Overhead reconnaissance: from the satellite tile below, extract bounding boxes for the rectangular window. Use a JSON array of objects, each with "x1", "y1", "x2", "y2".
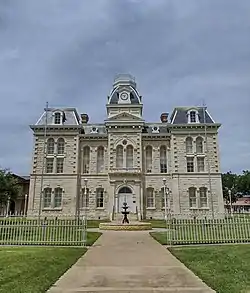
[
  {"x1": 46, "y1": 158, "x2": 54, "y2": 173},
  {"x1": 197, "y1": 157, "x2": 205, "y2": 172},
  {"x1": 199, "y1": 188, "x2": 208, "y2": 208},
  {"x1": 146, "y1": 188, "x2": 154, "y2": 208},
  {"x1": 190, "y1": 111, "x2": 196, "y2": 123},
  {"x1": 43, "y1": 188, "x2": 52, "y2": 208},
  {"x1": 56, "y1": 158, "x2": 64, "y2": 173},
  {"x1": 96, "y1": 188, "x2": 104, "y2": 208},
  {"x1": 54, "y1": 113, "x2": 61, "y2": 124},
  {"x1": 54, "y1": 188, "x2": 62, "y2": 208},
  {"x1": 186, "y1": 157, "x2": 194, "y2": 172},
  {"x1": 189, "y1": 188, "x2": 197, "y2": 208},
  {"x1": 81, "y1": 188, "x2": 89, "y2": 208}
]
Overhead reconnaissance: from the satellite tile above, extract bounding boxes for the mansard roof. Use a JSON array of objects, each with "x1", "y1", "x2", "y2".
[
  {"x1": 170, "y1": 107, "x2": 215, "y2": 124},
  {"x1": 35, "y1": 108, "x2": 80, "y2": 126}
]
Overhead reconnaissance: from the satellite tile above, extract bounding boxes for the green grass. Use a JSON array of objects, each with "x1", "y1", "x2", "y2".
[
  {"x1": 0, "y1": 246, "x2": 86, "y2": 293},
  {"x1": 169, "y1": 245, "x2": 250, "y2": 293}
]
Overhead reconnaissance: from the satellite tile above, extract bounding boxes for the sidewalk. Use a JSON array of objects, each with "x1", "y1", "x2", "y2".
[{"x1": 47, "y1": 231, "x2": 215, "y2": 293}]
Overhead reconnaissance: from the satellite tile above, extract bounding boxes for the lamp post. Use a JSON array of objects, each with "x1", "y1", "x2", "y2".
[
  {"x1": 163, "y1": 178, "x2": 167, "y2": 221},
  {"x1": 83, "y1": 178, "x2": 88, "y2": 246},
  {"x1": 228, "y1": 189, "x2": 233, "y2": 215},
  {"x1": 24, "y1": 194, "x2": 28, "y2": 216}
]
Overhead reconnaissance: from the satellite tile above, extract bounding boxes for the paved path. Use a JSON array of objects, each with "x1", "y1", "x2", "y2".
[{"x1": 47, "y1": 231, "x2": 215, "y2": 293}]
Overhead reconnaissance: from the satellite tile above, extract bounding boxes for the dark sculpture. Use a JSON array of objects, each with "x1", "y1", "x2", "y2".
[{"x1": 121, "y1": 202, "x2": 129, "y2": 224}]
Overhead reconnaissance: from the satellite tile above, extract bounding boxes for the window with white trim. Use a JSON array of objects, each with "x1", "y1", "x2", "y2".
[
  {"x1": 126, "y1": 145, "x2": 134, "y2": 168},
  {"x1": 197, "y1": 157, "x2": 205, "y2": 172},
  {"x1": 186, "y1": 137, "x2": 193, "y2": 153},
  {"x1": 196, "y1": 137, "x2": 203, "y2": 154},
  {"x1": 43, "y1": 188, "x2": 52, "y2": 208},
  {"x1": 57, "y1": 138, "x2": 65, "y2": 154},
  {"x1": 160, "y1": 187, "x2": 168, "y2": 208},
  {"x1": 54, "y1": 187, "x2": 63, "y2": 208},
  {"x1": 189, "y1": 187, "x2": 197, "y2": 208},
  {"x1": 145, "y1": 146, "x2": 152, "y2": 173},
  {"x1": 97, "y1": 146, "x2": 104, "y2": 173},
  {"x1": 47, "y1": 138, "x2": 55, "y2": 154},
  {"x1": 199, "y1": 187, "x2": 208, "y2": 208},
  {"x1": 56, "y1": 158, "x2": 64, "y2": 173},
  {"x1": 46, "y1": 158, "x2": 54, "y2": 173},
  {"x1": 146, "y1": 187, "x2": 154, "y2": 208},
  {"x1": 54, "y1": 112, "x2": 62, "y2": 124},
  {"x1": 116, "y1": 145, "x2": 123, "y2": 168},
  {"x1": 96, "y1": 188, "x2": 104, "y2": 208},
  {"x1": 82, "y1": 146, "x2": 90, "y2": 173},
  {"x1": 186, "y1": 157, "x2": 194, "y2": 172},
  {"x1": 81, "y1": 188, "x2": 89, "y2": 208},
  {"x1": 160, "y1": 146, "x2": 167, "y2": 173},
  {"x1": 187, "y1": 109, "x2": 200, "y2": 123}
]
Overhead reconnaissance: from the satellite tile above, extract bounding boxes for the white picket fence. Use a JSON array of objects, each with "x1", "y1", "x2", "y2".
[
  {"x1": 0, "y1": 216, "x2": 87, "y2": 246},
  {"x1": 155, "y1": 213, "x2": 250, "y2": 245}
]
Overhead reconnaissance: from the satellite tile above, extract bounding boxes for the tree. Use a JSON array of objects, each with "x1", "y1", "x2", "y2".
[
  {"x1": 238, "y1": 170, "x2": 250, "y2": 195},
  {"x1": 0, "y1": 169, "x2": 21, "y2": 205},
  {"x1": 221, "y1": 172, "x2": 240, "y2": 204}
]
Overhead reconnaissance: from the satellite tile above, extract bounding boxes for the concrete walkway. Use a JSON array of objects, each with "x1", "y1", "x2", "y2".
[{"x1": 47, "y1": 231, "x2": 215, "y2": 293}]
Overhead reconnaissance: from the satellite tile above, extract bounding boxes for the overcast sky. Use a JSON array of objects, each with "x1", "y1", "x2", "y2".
[{"x1": 0, "y1": 0, "x2": 249, "y2": 175}]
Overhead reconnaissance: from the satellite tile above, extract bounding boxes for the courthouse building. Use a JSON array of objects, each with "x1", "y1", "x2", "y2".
[{"x1": 28, "y1": 74, "x2": 224, "y2": 219}]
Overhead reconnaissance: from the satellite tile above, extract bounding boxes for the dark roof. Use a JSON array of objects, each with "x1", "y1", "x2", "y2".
[
  {"x1": 170, "y1": 107, "x2": 215, "y2": 124},
  {"x1": 109, "y1": 91, "x2": 140, "y2": 104}
]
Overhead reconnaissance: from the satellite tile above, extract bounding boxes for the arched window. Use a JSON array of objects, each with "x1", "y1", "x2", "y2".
[
  {"x1": 189, "y1": 187, "x2": 197, "y2": 208},
  {"x1": 146, "y1": 188, "x2": 154, "y2": 208},
  {"x1": 116, "y1": 145, "x2": 123, "y2": 168},
  {"x1": 186, "y1": 137, "x2": 193, "y2": 153},
  {"x1": 47, "y1": 138, "x2": 54, "y2": 154},
  {"x1": 199, "y1": 187, "x2": 208, "y2": 208},
  {"x1": 126, "y1": 145, "x2": 134, "y2": 168},
  {"x1": 97, "y1": 146, "x2": 104, "y2": 173},
  {"x1": 160, "y1": 146, "x2": 167, "y2": 173},
  {"x1": 82, "y1": 146, "x2": 90, "y2": 173},
  {"x1": 54, "y1": 187, "x2": 63, "y2": 208},
  {"x1": 145, "y1": 146, "x2": 152, "y2": 173},
  {"x1": 43, "y1": 188, "x2": 52, "y2": 208},
  {"x1": 54, "y1": 112, "x2": 62, "y2": 124},
  {"x1": 81, "y1": 187, "x2": 89, "y2": 208},
  {"x1": 96, "y1": 188, "x2": 104, "y2": 208},
  {"x1": 57, "y1": 138, "x2": 65, "y2": 154},
  {"x1": 196, "y1": 137, "x2": 203, "y2": 154}
]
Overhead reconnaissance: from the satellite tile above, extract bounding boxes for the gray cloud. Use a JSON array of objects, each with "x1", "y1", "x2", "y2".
[{"x1": 0, "y1": 0, "x2": 249, "y2": 174}]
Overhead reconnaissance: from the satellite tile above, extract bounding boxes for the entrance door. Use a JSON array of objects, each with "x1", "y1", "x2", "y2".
[{"x1": 118, "y1": 186, "x2": 136, "y2": 213}]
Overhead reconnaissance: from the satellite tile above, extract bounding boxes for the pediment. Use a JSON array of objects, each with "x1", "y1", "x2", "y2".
[{"x1": 108, "y1": 112, "x2": 142, "y2": 121}]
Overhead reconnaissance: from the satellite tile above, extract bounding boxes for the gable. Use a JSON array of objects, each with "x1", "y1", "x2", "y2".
[{"x1": 107, "y1": 112, "x2": 143, "y2": 121}]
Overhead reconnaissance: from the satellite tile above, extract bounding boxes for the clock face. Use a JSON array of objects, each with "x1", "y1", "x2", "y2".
[{"x1": 120, "y1": 92, "x2": 129, "y2": 100}]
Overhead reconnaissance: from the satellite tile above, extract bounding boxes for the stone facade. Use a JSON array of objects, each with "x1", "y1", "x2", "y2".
[{"x1": 28, "y1": 74, "x2": 224, "y2": 219}]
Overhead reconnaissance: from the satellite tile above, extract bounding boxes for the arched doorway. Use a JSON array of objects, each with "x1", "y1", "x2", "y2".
[{"x1": 117, "y1": 186, "x2": 136, "y2": 213}]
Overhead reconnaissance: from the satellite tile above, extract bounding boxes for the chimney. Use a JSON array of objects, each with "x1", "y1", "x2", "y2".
[
  {"x1": 81, "y1": 113, "x2": 89, "y2": 124},
  {"x1": 160, "y1": 112, "x2": 169, "y2": 123}
]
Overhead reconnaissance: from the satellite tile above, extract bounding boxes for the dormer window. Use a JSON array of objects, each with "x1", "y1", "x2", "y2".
[
  {"x1": 54, "y1": 112, "x2": 62, "y2": 124},
  {"x1": 190, "y1": 111, "x2": 196, "y2": 122},
  {"x1": 187, "y1": 109, "x2": 200, "y2": 123}
]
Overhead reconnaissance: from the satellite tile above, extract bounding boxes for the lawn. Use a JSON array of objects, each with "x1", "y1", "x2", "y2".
[
  {"x1": 0, "y1": 246, "x2": 85, "y2": 293},
  {"x1": 169, "y1": 245, "x2": 250, "y2": 293}
]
